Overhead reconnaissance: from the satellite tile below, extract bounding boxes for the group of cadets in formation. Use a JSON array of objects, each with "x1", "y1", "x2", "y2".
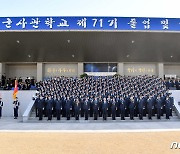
[
  {"x1": 165, "y1": 78, "x2": 180, "y2": 90},
  {"x1": 34, "y1": 75, "x2": 174, "y2": 121}
]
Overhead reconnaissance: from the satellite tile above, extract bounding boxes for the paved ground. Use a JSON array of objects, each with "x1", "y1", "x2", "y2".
[
  {"x1": 0, "y1": 132, "x2": 180, "y2": 154},
  {"x1": 0, "y1": 118, "x2": 180, "y2": 154},
  {"x1": 0, "y1": 117, "x2": 180, "y2": 131}
]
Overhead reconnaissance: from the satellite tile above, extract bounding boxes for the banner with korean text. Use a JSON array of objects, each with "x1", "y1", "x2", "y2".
[{"x1": 0, "y1": 17, "x2": 179, "y2": 31}]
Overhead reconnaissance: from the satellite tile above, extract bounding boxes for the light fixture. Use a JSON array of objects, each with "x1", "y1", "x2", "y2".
[
  {"x1": 28, "y1": 54, "x2": 31, "y2": 58},
  {"x1": 16, "y1": 40, "x2": 20, "y2": 43},
  {"x1": 126, "y1": 54, "x2": 130, "y2": 58},
  {"x1": 131, "y1": 40, "x2": 135, "y2": 44},
  {"x1": 72, "y1": 54, "x2": 75, "y2": 58},
  {"x1": 170, "y1": 55, "x2": 173, "y2": 58},
  {"x1": 67, "y1": 40, "x2": 70, "y2": 43}
]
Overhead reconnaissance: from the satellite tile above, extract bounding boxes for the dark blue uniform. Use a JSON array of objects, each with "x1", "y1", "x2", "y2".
[
  {"x1": 46, "y1": 99, "x2": 53, "y2": 120},
  {"x1": 165, "y1": 98, "x2": 171, "y2": 119},
  {"x1": 124, "y1": 96, "x2": 130, "y2": 117},
  {"x1": 156, "y1": 98, "x2": 162, "y2": 119},
  {"x1": 147, "y1": 97, "x2": 153, "y2": 120},
  {"x1": 13, "y1": 100, "x2": 20, "y2": 119},
  {"x1": 80, "y1": 98, "x2": 84, "y2": 117},
  {"x1": 89, "y1": 98, "x2": 94, "y2": 117},
  {"x1": 169, "y1": 96, "x2": 174, "y2": 116},
  {"x1": 134, "y1": 97, "x2": 139, "y2": 117},
  {"x1": 0, "y1": 100, "x2": 3, "y2": 118},
  {"x1": 98, "y1": 98, "x2": 103, "y2": 117},
  {"x1": 138, "y1": 98, "x2": 144, "y2": 120},
  {"x1": 55, "y1": 99, "x2": 62, "y2": 120},
  {"x1": 74, "y1": 101, "x2": 81, "y2": 120},
  {"x1": 37, "y1": 98, "x2": 44, "y2": 120},
  {"x1": 34, "y1": 97, "x2": 40, "y2": 117},
  {"x1": 129, "y1": 99, "x2": 135, "y2": 120},
  {"x1": 107, "y1": 98, "x2": 112, "y2": 117}
]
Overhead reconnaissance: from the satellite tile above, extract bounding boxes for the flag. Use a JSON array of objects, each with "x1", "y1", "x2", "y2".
[{"x1": 13, "y1": 80, "x2": 18, "y2": 100}]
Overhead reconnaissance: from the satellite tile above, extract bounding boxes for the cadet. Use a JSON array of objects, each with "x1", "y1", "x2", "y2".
[
  {"x1": 102, "y1": 98, "x2": 108, "y2": 120},
  {"x1": 138, "y1": 95, "x2": 144, "y2": 120},
  {"x1": 159, "y1": 94, "x2": 165, "y2": 116},
  {"x1": 0, "y1": 97, "x2": 3, "y2": 119},
  {"x1": 65, "y1": 96, "x2": 72, "y2": 120},
  {"x1": 34, "y1": 95, "x2": 40, "y2": 117},
  {"x1": 89, "y1": 96, "x2": 94, "y2": 117},
  {"x1": 80, "y1": 96, "x2": 84, "y2": 117},
  {"x1": 124, "y1": 94, "x2": 130, "y2": 117},
  {"x1": 62, "y1": 94, "x2": 66, "y2": 117},
  {"x1": 133, "y1": 94, "x2": 139, "y2": 117},
  {"x1": 52, "y1": 95, "x2": 57, "y2": 117},
  {"x1": 13, "y1": 97, "x2": 20, "y2": 119},
  {"x1": 98, "y1": 96, "x2": 103, "y2": 117},
  {"x1": 107, "y1": 95, "x2": 112, "y2": 117},
  {"x1": 147, "y1": 96, "x2": 153, "y2": 120},
  {"x1": 93, "y1": 97, "x2": 99, "y2": 120},
  {"x1": 74, "y1": 98, "x2": 81, "y2": 120},
  {"x1": 169, "y1": 95, "x2": 174, "y2": 116},
  {"x1": 55, "y1": 96, "x2": 62, "y2": 120},
  {"x1": 165, "y1": 96, "x2": 171, "y2": 119},
  {"x1": 156, "y1": 95, "x2": 162, "y2": 119},
  {"x1": 37, "y1": 96, "x2": 44, "y2": 120},
  {"x1": 46, "y1": 96, "x2": 53, "y2": 120}
]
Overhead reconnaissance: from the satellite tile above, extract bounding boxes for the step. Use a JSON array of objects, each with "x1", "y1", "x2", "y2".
[{"x1": 27, "y1": 116, "x2": 180, "y2": 123}]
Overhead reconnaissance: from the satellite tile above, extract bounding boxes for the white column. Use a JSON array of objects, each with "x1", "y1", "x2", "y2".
[
  {"x1": 78, "y1": 63, "x2": 84, "y2": 77},
  {"x1": 37, "y1": 63, "x2": 44, "y2": 82},
  {"x1": 0, "y1": 63, "x2": 6, "y2": 78},
  {"x1": 157, "y1": 63, "x2": 164, "y2": 79},
  {"x1": 117, "y1": 63, "x2": 124, "y2": 76}
]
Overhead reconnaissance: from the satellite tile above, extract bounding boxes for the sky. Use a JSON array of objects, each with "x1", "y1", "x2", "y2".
[{"x1": 0, "y1": 0, "x2": 179, "y2": 18}]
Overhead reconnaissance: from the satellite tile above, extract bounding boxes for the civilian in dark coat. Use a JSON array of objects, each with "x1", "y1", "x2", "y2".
[
  {"x1": 84, "y1": 97, "x2": 90, "y2": 120},
  {"x1": 74, "y1": 98, "x2": 81, "y2": 120},
  {"x1": 93, "y1": 97, "x2": 99, "y2": 120}
]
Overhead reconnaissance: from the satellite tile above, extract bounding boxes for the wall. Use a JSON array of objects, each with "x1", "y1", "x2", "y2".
[
  {"x1": 6, "y1": 64, "x2": 37, "y2": 80},
  {"x1": 44, "y1": 63, "x2": 78, "y2": 78},
  {"x1": 124, "y1": 63, "x2": 157, "y2": 76},
  {"x1": 3, "y1": 62, "x2": 180, "y2": 80},
  {"x1": 0, "y1": 90, "x2": 36, "y2": 117},
  {"x1": 164, "y1": 64, "x2": 180, "y2": 77}
]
